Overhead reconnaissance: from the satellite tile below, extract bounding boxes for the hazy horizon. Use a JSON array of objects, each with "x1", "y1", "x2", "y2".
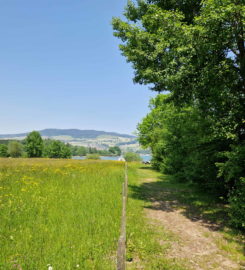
[{"x1": 0, "y1": 127, "x2": 136, "y2": 136}]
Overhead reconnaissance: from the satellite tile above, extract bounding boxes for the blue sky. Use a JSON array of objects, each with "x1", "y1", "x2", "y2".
[{"x1": 0, "y1": 0, "x2": 155, "y2": 135}]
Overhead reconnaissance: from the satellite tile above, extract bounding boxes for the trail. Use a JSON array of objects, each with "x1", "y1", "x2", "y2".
[{"x1": 140, "y1": 173, "x2": 243, "y2": 270}]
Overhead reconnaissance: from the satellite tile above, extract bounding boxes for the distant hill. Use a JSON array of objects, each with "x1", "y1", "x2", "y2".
[
  {"x1": 0, "y1": 129, "x2": 138, "y2": 151},
  {"x1": 0, "y1": 129, "x2": 135, "y2": 139}
]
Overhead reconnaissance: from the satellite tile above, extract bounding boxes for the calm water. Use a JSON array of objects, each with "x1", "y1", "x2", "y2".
[{"x1": 73, "y1": 154, "x2": 151, "y2": 162}]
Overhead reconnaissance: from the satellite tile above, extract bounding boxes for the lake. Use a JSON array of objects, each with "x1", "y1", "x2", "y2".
[{"x1": 73, "y1": 154, "x2": 151, "y2": 162}]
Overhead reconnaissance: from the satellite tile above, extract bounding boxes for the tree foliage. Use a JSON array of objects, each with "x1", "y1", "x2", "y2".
[
  {"x1": 43, "y1": 140, "x2": 71, "y2": 159},
  {"x1": 108, "y1": 146, "x2": 121, "y2": 155},
  {"x1": 113, "y1": 0, "x2": 245, "y2": 138},
  {"x1": 25, "y1": 131, "x2": 43, "y2": 158},
  {"x1": 0, "y1": 144, "x2": 8, "y2": 157},
  {"x1": 114, "y1": 0, "x2": 245, "y2": 230}
]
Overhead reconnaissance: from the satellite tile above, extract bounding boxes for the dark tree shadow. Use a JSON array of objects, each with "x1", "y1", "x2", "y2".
[
  {"x1": 139, "y1": 165, "x2": 154, "y2": 170},
  {"x1": 128, "y1": 166, "x2": 245, "y2": 263},
  {"x1": 129, "y1": 167, "x2": 244, "y2": 238}
]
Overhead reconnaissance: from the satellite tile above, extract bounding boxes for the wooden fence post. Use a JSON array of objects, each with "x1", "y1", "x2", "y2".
[{"x1": 117, "y1": 162, "x2": 128, "y2": 270}]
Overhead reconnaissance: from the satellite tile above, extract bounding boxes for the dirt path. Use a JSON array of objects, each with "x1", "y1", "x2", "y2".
[{"x1": 142, "y1": 177, "x2": 243, "y2": 270}]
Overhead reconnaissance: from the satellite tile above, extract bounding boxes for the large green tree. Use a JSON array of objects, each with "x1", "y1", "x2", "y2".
[
  {"x1": 113, "y1": 0, "x2": 245, "y2": 139},
  {"x1": 114, "y1": 0, "x2": 245, "y2": 230},
  {"x1": 138, "y1": 94, "x2": 229, "y2": 191},
  {"x1": 138, "y1": 93, "x2": 245, "y2": 228},
  {"x1": 25, "y1": 131, "x2": 43, "y2": 158}
]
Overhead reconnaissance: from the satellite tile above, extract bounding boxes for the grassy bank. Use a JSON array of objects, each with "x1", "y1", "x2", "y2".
[{"x1": 0, "y1": 159, "x2": 124, "y2": 269}]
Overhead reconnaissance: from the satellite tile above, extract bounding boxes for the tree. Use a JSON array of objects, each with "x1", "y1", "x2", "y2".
[
  {"x1": 43, "y1": 140, "x2": 71, "y2": 159},
  {"x1": 25, "y1": 131, "x2": 43, "y2": 157},
  {"x1": 114, "y1": 0, "x2": 245, "y2": 230},
  {"x1": 8, "y1": 141, "x2": 23, "y2": 157},
  {"x1": 0, "y1": 144, "x2": 8, "y2": 157},
  {"x1": 108, "y1": 146, "x2": 121, "y2": 155},
  {"x1": 138, "y1": 94, "x2": 229, "y2": 191},
  {"x1": 46, "y1": 140, "x2": 61, "y2": 158},
  {"x1": 60, "y1": 143, "x2": 72, "y2": 159},
  {"x1": 112, "y1": 0, "x2": 245, "y2": 139}
]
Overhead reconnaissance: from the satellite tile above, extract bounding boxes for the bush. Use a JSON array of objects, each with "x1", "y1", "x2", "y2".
[
  {"x1": 228, "y1": 178, "x2": 245, "y2": 231},
  {"x1": 108, "y1": 146, "x2": 121, "y2": 156},
  {"x1": 0, "y1": 144, "x2": 8, "y2": 157},
  {"x1": 124, "y1": 152, "x2": 142, "y2": 162},
  {"x1": 217, "y1": 143, "x2": 245, "y2": 230},
  {"x1": 43, "y1": 140, "x2": 71, "y2": 159},
  {"x1": 86, "y1": 154, "x2": 100, "y2": 160},
  {"x1": 8, "y1": 141, "x2": 23, "y2": 158}
]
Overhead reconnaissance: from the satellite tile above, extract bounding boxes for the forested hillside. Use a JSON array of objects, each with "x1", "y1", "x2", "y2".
[
  {"x1": 113, "y1": 0, "x2": 245, "y2": 230},
  {"x1": 0, "y1": 129, "x2": 139, "y2": 152},
  {"x1": 0, "y1": 129, "x2": 134, "y2": 139}
]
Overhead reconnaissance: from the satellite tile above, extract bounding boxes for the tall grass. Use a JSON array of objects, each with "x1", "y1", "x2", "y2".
[{"x1": 0, "y1": 159, "x2": 124, "y2": 270}]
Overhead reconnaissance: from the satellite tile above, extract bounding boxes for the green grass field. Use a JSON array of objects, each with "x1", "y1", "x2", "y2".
[
  {"x1": 1, "y1": 159, "x2": 243, "y2": 270},
  {"x1": 0, "y1": 159, "x2": 125, "y2": 270}
]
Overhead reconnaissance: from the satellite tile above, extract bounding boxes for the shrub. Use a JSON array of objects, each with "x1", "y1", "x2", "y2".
[
  {"x1": 228, "y1": 178, "x2": 245, "y2": 231},
  {"x1": 0, "y1": 144, "x2": 8, "y2": 157},
  {"x1": 43, "y1": 140, "x2": 71, "y2": 159},
  {"x1": 217, "y1": 143, "x2": 245, "y2": 230},
  {"x1": 8, "y1": 141, "x2": 23, "y2": 158},
  {"x1": 124, "y1": 152, "x2": 142, "y2": 162},
  {"x1": 86, "y1": 154, "x2": 100, "y2": 160}
]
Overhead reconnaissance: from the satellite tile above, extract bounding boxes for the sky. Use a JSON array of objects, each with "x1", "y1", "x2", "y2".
[{"x1": 0, "y1": 0, "x2": 156, "y2": 135}]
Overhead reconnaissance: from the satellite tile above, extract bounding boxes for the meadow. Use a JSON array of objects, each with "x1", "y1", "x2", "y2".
[{"x1": 0, "y1": 159, "x2": 125, "y2": 270}]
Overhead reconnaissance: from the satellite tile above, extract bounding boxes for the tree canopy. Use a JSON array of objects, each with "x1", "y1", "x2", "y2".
[
  {"x1": 113, "y1": 0, "x2": 245, "y2": 139},
  {"x1": 43, "y1": 140, "x2": 71, "y2": 159},
  {"x1": 25, "y1": 131, "x2": 43, "y2": 158}
]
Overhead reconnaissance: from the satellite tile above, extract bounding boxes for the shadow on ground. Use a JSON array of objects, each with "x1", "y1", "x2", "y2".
[
  {"x1": 129, "y1": 167, "x2": 237, "y2": 233},
  {"x1": 128, "y1": 166, "x2": 245, "y2": 266}
]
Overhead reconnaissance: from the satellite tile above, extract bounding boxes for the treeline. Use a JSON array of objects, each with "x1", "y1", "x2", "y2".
[
  {"x1": 0, "y1": 131, "x2": 121, "y2": 159},
  {"x1": 71, "y1": 145, "x2": 121, "y2": 156},
  {"x1": 113, "y1": 0, "x2": 245, "y2": 230},
  {"x1": 0, "y1": 132, "x2": 72, "y2": 159}
]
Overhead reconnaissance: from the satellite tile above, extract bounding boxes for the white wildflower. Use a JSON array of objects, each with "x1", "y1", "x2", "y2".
[{"x1": 47, "y1": 264, "x2": 53, "y2": 270}]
